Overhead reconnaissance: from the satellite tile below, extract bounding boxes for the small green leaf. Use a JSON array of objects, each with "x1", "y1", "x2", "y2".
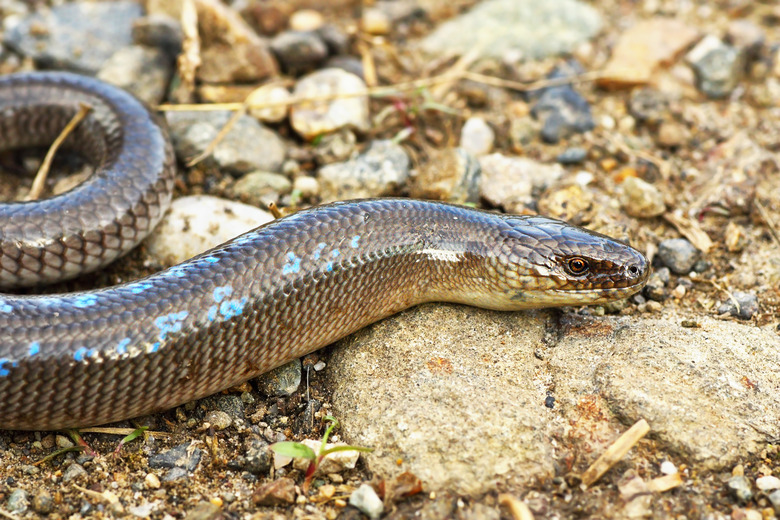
[
  {"x1": 320, "y1": 445, "x2": 374, "y2": 456},
  {"x1": 270, "y1": 441, "x2": 317, "y2": 460}
]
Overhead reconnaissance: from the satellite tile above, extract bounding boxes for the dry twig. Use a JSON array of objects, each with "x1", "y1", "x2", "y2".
[{"x1": 581, "y1": 419, "x2": 650, "y2": 487}]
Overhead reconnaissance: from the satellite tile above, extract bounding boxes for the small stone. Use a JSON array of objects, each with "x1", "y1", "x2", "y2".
[
  {"x1": 728, "y1": 475, "x2": 753, "y2": 503},
  {"x1": 228, "y1": 437, "x2": 272, "y2": 475},
  {"x1": 769, "y1": 489, "x2": 780, "y2": 514},
  {"x1": 660, "y1": 461, "x2": 677, "y2": 475},
  {"x1": 362, "y1": 7, "x2": 391, "y2": 35},
  {"x1": 313, "y1": 129, "x2": 358, "y2": 165},
  {"x1": 270, "y1": 31, "x2": 329, "y2": 75},
  {"x1": 246, "y1": 84, "x2": 292, "y2": 123},
  {"x1": 163, "y1": 467, "x2": 189, "y2": 482},
  {"x1": 97, "y1": 45, "x2": 173, "y2": 105},
  {"x1": 317, "y1": 24, "x2": 351, "y2": 56},
  {"x1": 459, "y1": 117, "x2": 495, "y2": 156},
  {"x1": 627, "y1": 88, "x2": 670, "y2": 125},
  {"x1": 530, "y1": 61, "x2": 594, "y2": 143},
  {"x1": 724, "y1": 221, "x2": 747, "y2": 252},
  {"x1": 717, "y1": 292, "x2": 759, "y2": 321},
  {"x1": 185, "y1": 501, "x2": 221, "y2": 520},
  {"x1": 233, "y1": 171, "x2": 292, "y2": 207},
  {"x1": 291, "y1": 68, "x2": 369, "y2": 140},
  {"x1": 63, "y1": 463, "x2": 88, "y2": 482},
  {"x1": 556, "y1": 147, "x2": 587, "y2": 164},
  {"x1": 31, "y1": 490, "x2": 53, "y2": 515},
  {"x1": 292, "y1": 439, "x2": 360, "y2": 475},
  {"x1": 410, "y1": 148, "x2": 481, "y2": 204},
  {"x1": 479, "y1": 154, "x2": 564, "y2": 213},
  {"x1": 145, "y1": 196, "x2": 274, "y2": 266},
  {"x1": 252, "y1": 477, "x2": 296, "y2": 506},
  {"x1": 292, "y1": 176, "x2": 320, "y2": 198},
  {"x1": 256, "y1": 359, "x2": 302, "y2": 396},
  {"x1": 538, "y1": 184, "x2": 593, "y2": 223},
  {"x1": 349, "y1": 484, "x2": 384, "y2": 520},
  {"x1": 620, "y1": 177, "x2": 665, "y2": 218},
  {"x1": 318, "y1": 140, "x2": 410, "y2": 202},
  {"x1": 145, "y1": 473, "x2": 161, "y2": 489},
  {"x1": 657, "y1": 239, "x2": 700, "y2": 275},
  {"x1": 204, "y1": 410, "x2": 233, "y2": 430},
  {"x1": 687, "y1": 36, "x2": 744, "y2": 99},
  {"x1": 132, "y1": 14, "x2": 183, "y2": 57},
  {"x1": 56, "y1": 434, "x2": 74, "y2": 449},
  {"x1": 656, "y1": 121, "x2": 688, "y2": 148},
  {"x1": 289, "y1": 9, "x2": 325, "y2": 32},
  {"x1": 757, "y1": 475, "x2": 780, "y2": 491},
  {"x1": 7, "y1": 489, "x2": 29, "y2": 513},
  {"x1": 148, "y1": 443, "x2": 203, "y2": 472}
]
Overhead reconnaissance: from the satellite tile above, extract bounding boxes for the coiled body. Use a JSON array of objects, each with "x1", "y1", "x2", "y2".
[{"x1": 0, "y1": 73, "x2": 649, "y2": 430}]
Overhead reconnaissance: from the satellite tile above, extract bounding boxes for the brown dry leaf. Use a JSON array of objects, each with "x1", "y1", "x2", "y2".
[{"x1": 663, "y1": 211, "x2": 714, "y2": 253}]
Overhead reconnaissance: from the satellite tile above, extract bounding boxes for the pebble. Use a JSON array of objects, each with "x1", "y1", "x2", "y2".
[
  {"x1": 148, "y1": 443, "x2": 203, "y2": 472},
  {"x1": 349, "y1": 484, "x2": 384, "y2": 520},
  {"x1": 246, "y1": 84, "x2": 292, "y2": 124},
  {"x1": 644, "y1": 267, "x2": 669, "y2": 301},
  {"x1": 292, "y1": 439, "x2": 360, "y2": 475},
  {"x1": 289, "y1": 9, "x2": 325, "y2": 32},
  {"x1": 757, "y1": 475, "x2": 780, "y2": 491},
  {"x1": 459, "y1": 117, "x2": 495, "y2": 156},
  {"x1": 687, "y1": 36, "x2": 744, "y2": 99},
  {"x1": 97, "y1": 45, "x2": 173, "y2": 105},
  {"x1": 292, "y1": 176, "x2": 320, "y2": 199},
  {"x1": 538, "y1": 184, "x2": 593, "y2": 223},
  {"x1": 195, "y1": 0, "x2": 278, "y2": 83},
  {"x1": 4, "y1": 1, "x2": 142, "y2": 74},
  {"x1": 184, "y1": 501, "x2": 221, "y2": 520},
  {"x1": 657, "y1": 239, "x2": 701, "y2": 275},
  {"x1": 656, "y1": 121, "x2": 688, "y2": 148},
  {"x1": 164, "y1": 467, "x2": 188, "y2": 482},
  {"x1": 145, "y1": 473, "x2": 161, "y2": 489},
  {"x1": 362, "y1": 8, "x2": 392, "y2": 35},
  {"x1": 619, "y1": 176, "x2": 666, "y2": 217},
  {"x1": 318, "y1": 140, "x2": 410, "y2": 202},
  {"x1": 204, "y1": 410, "x2": 233, "y2": 430},
  {"x1": 530, "y1": 61, "x2": 595, "y2": 143},
  {"x1": 769, "y1": 489, "x2": 780, "y2": 514},
  {"x1": 660, "y1": 461, "x2": 678, "y2": 475},
  {"x1": 556, "y1": 147, "x2": 587, "y2": 164},
  {"x1": 7, "y1": 489, "x2": 28, "y2": 513},
  {"x1": 291, "y1": 68, "x2": 370, "y2": 140},
  {"x1": 62, "y1": 463, "x2": 88, "y2": 482},
  {"x1": 479, "y1": 154, "x2": 564, "y2": 213},
  {"x1": 313, "y1": 129, "x2": 359, "y2": 164},
  {"x1": 317, "y1": 24, "x2": 351, "y2": 56},
  {"x1": 728, "y1": 475, "x2": 753, "y2": 503},
  {"x1": 410, "y1": 148, "x2": 481, "y2": 204},
  {"x1": 56, "y1": 434, "x2": 74, "y2": 449},
  {"x1": 233, "y1": 171, "x2": 292, "y2": 207},
  {"x1": 228, "y1": 437, "x2": 272, "y2": 475},
  {"x1": 31, "y1": 490, "x2": 53, "y2": 515},
  {"x1": 270, "y1": 30, "x2": 329, "y2": 75},
  {"x1": 256, "y1": 359, "x2": 302, "y2": 396},
  {"x1": 724, "y1": 221, "x2": 747, "y2": 252},
  {"x1": 145, "y1": 195, "x2": 274, "y2": 266},
  {"x1": 166, "y1": 111, "x2": 286, "y2": 175},
  {"x1": 252, "y1": 477, "x2": 296, "y2": 506},
  {"x1": 717, "y1": 292, "x2": 759, "y2": 320},
  {"x1": 419, "y1": 0, "x2": 601, "y2": 60},
  {"x1": 628, "y1": 87, "x2": 670, "y2": 125}
]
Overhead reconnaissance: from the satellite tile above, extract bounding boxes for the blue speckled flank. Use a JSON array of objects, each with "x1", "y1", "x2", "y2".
[
  {"x1": 351, "y1": 235, "x2": 361, "y2": 248},
  {"x1": 28, "y1": 342, "x2": 40, "y2": 356},
  {"x1": 73, "y1": 294, "x2": 98, "y2": 308},
  {"x1": 313, "y1": 242, "x2": 326, "y2": 260},
  {"x1": 166, "y1": 265, "x2": 187, "y2": 278},
  {"x1": 154, "y1": 310, "x2": 189, "y2": 341},
  {"x1": 0, "y1": 302, "x2": 11, "y2": 313},
  {"x1": 208, "y1": 285, "x2": 248, "y2": 322},
  {"x1": 282, "y1": 252, "x2": 301, "y2": 275},
  {"x1": 331, "y1": 249, "x2": 340, "y2": 258},
  {"x1": 0, "y1": 358, "x2": 17, "y2": 377},
  {"x1": 130, "y1": 282, "x2": 152, "y2": 294},
  {"x1": 73, "y1": 347, "x2": 96, "y2": 362},
  {"x1": 116, "y1": 338, "x2": 131, "y2": 355}
]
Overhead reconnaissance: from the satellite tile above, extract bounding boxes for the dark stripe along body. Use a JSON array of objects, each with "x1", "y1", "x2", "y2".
[{"x1": 0, "y1": 73, "x2": 649, "y2": 430}]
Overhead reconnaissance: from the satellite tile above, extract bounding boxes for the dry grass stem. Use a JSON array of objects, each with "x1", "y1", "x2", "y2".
[{"x1": 581, "y1": 419, "x2": 650, "y2": 487}]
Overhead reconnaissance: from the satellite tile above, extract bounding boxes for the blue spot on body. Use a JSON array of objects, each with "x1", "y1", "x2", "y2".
[
  {"x1": 167, "y1": 265, "x2": 187, "y2": 278},
  {"x1": 116, "y1": 338, "x2": 131, "y2": 355},
  {"x1": 326, "y1": 262, "x2": 334, "y2": 272},
  {"x1": 213, "y1": 285, "x2": 233, "y2": 303},
  {"x1": 150, "y1": 342, "x2": 160, "y2": 353},
  {"x1": 73, "y1": 294, "x2": 98, "y2": 308},
  {"x1": 154, "y1": 311, "x2": 189, "y2": 341},
  {"x1": 331, "y1": 249, "x2": 340, "y2": 258},
  {"x1": 313, "y1": 243, "x2": 327, "y2": 260},
  {"x1": 282, "y1": 252, "x2": 301, "y2": 275},
  {"x1": 351, "y1": 235, "x2": 361, "y2": 248},
  {"x1": 208, "y1": 305, "x2": 218, "y2": 322},
  {"x1": 130, "y1": 283, "x2": 152, "y2": 294},
  {"x1": 208, "y1": 286, "x2": 248, "y2": 322},
  {"x1": 204, "y1": 256, "x2": 219, "y2": 263},
  {"x1": 220, "y1": 297, "x2": 248, "y2": 320},
  {"x1": 0, "y1": 302, "x2": 11, "y2": 313},
  {"x1": 74, "y1": 347, "x2": 88, "y2": 362},
  {"x1": 28, "y1": 342, "x2": 40, "y2": 356},
  {"x1": 0, "y1": 358, "x2": 17, "y2": 377}
]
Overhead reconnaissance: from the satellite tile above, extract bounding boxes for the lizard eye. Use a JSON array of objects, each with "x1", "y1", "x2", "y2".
[{"x1": 565, "y1": 257, "x2": 589, "y2": 276}]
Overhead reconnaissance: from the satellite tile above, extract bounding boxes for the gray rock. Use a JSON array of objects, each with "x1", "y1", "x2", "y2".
[
  {"x1": 644, "y1": 267, "x2": 670, "y2": 302},
  {"x1": 717, "y1": 291, "x2": 759, "y2": 320},
  {"x1": 166, "y1": 111, "x2": 286, "y2": 175},
  {"x1": 479, "y1": 154, "x2": 564, "y2": 213},
  {"x1": 419, "y1": 0, "x2": 601, "y2": 60},
  {"x1": 256, "y1": 359, "x2": 302, "y2": 396},
  {"x1": 349, "y1": 484, "x2": 384, "y2": 520},
  {"x1": 556, "y1": 147, "x2": 587, "y2": 164},
  {"x1": 657, "y1": 238, "x2": 701, "y2": 275},
  {"x1": 687, "y1": 36, "x2": 744, "y2": 99},
  {"x1": 318, "y1": 140, "x2": 410, "y2": 202},
  {"x1": 233, "y1": 171, "x2": 292, "y2": 207},
  {"x1": 204, "y1": 410, "x2": 232, "y2": 430},
  {"x1": 4, "y1": 1, "x2": 143, "y2": 74},
  {"x1": 628, "y1": 88, "x2": 670, "y2": 125},
  {"x1": 270, "y1": 30, "x2": 329, "y2": 75},
  {"x1": 97, "y1": 45, "x2": 173, "y2": 105},
  {"x1": 410, "y1": 148, "x2": 481, "y2": 204},
  {"x1": 62, "y1": 463, "x2": 88, "y2": 482},
  {"x1": 163, "y1": 467, "x2": 188, "y2": 482},
  {"x1": 313, "y1": 129, "x2": 358, "y2": 165},
  {"x1": 317, "y1": 24, "x2": 350, "y2": 56},
  {"x1": 619, "y1": 177, "x2": 666, "y2": 218},
  {"x1": 7, "y1": 489, "x2": 28, "y2": 513},
  {"x1": 530, "y1": 61, "x2": 595, "y2": 143},
  {"x1": 459, "y1": 117, "x2": 494, "y2": 156},
  {"x1": 728, "y1": 475, "x2": 753, "y2": 503},
  {"x1": 228, "y1": 437, "x2": 272, "y2": 475},
  {"x1": 148, "y1": 442, "x2": 203, "y2": 472},
  {"x1": 30, "y1": 490, "x2": 53, "y2": 515}
]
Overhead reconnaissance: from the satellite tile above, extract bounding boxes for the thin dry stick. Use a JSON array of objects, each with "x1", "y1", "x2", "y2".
[
  {"x1": 708, "y1": 279, "x2": 741, "y2": 316},
  {"x1": 581, "y1": 418, "x2": 650, "y2": 487},
  {"x1": 26, "y1": 103, "x2": 91, "y2": 201},
  {"x1": 647, "y1": 472, "x2": 683, "y2": 492},
  {"x1": 755, "y1": 199, "x2": 780, "y2": 248}
]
